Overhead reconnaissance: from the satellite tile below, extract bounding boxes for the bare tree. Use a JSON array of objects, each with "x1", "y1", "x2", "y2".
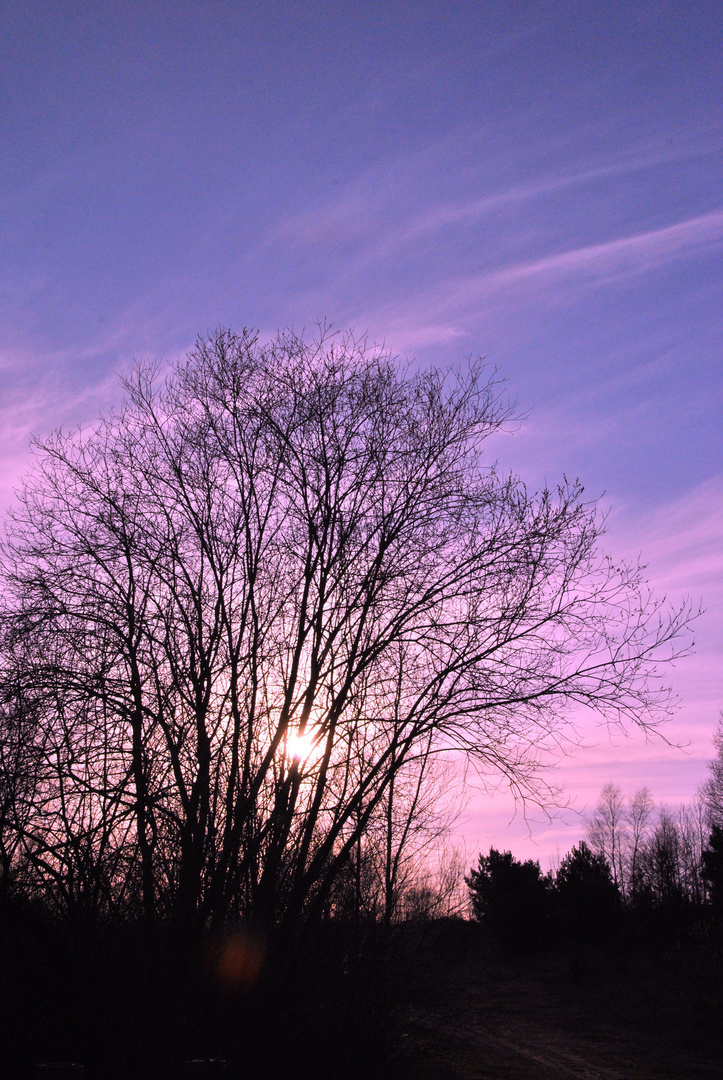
[
  {"x1": 0, "y1": 327, "x2": 694, "y2": 931},
  {"x1": 328, "y1": 747, "x2": 466, "y2": 926},
  {"x1": 626, "y1": 785, "x2": 655, "y2": 904},
  {"x1": 701, "y1": 713, "x2": 723, "y2": 829},
  {"x1": 586, "y1": 782, "x2": 627, "y2": 894},
  {"x1": 373, "y1": 739, "x2": 465, "y2": 925},
  {"x1": 0, "y1": 684, "x2": 42, "y2": 900},
  {"x1": 587, "y1": 783, "x2": 710, "y2": 908},
  {"x1": 401, "y1": 840, "x2": 470, "y2": 921},
  {"x1": 677, "y1": 797, "x2": 707, "y2": 905},
  {"x1": 639, "y1": 805, "x2": 685, "y2": 907}
]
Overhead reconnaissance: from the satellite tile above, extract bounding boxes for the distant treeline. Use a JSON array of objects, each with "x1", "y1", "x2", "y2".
[
  {"x1": 467, "y1": 755, "x2": 723, "y2": 952},
  {"x1": 585, "y1": 784, "x2": 716, "y2": 908}
]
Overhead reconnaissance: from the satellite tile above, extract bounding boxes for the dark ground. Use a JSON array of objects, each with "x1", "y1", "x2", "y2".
[
  {"x1": 393, "y1": 920, "x2": 723, "y2": 1080},
  {"x1": 3, "y1": 912, "x2": 723, "y2": 1079}
]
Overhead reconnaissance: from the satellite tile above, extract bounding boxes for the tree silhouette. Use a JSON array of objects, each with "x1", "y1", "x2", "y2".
[
  {"x1": 554, "y1": 841, "x2": 619, "y2": 941},
  {"x1": 0, "y1": 327, "x2": 693, "y2": 931},
  {"x1": 466, "y1": 848, "x2": 550, "y2": 948},
  {"x1": 702, "y1": 825, "x2": 723, "y2": 908},
  {"x1": 586, "y1": 783, "x2": 626, "y2": 893},
  {"x1": 702, "y1": 713, "x2": 723, "y2": 829}
]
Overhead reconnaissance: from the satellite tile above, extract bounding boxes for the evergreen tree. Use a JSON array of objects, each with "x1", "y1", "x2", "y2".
[
  {"x1": 702, "y1": 825, "x2": 723, "y2": 908},
  {"x1": 554, "y1": 841, "x2": 620, "y2": 941},
  {"x1": 466, "y1": 848, "x2": 550, "y2": 950}
]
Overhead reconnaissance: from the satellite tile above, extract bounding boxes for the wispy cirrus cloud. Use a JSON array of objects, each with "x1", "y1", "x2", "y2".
[
  {"x1": 370, "y1": 208, "x2": 723, "y2": 350},
  {"x1": 385, "y1": 145, "x2": 716, "y2": 250},
  {"x1": 609, "y1": 475, "x2": 723, "y2": 616},
  {"x1": 483, "y1": 209, "x2": 723, "y2": 290},
  {"x1": 258, "y1": 125, "x2": 722, "y2": 355},
  {"x1": 0, "y1": 366, "x2": 116, "y2": 510},
  {"x1": 276, "y1": 126, "x2": 712, "y2": 249}
]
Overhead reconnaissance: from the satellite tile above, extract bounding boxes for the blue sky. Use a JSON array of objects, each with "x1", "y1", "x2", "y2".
[{"x1": 2, "y1": 0, "x2": 721, "y2": 862}]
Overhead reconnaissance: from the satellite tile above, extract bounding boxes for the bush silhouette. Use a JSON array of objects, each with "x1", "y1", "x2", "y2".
[
  {"x1": 466, "y1": 848, "x2": 550, "y2": 950},
  {"x1": 554, "y1": 841, "x2": 620, "y2": 942}
]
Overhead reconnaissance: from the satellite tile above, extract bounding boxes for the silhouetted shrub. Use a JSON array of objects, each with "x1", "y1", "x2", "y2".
[
  {"x1": 466, "y1": 848, "x2": 551, "y2": 950},
  {"x1": 554, "y1": 841, "x2": 620, "y2": 942}
]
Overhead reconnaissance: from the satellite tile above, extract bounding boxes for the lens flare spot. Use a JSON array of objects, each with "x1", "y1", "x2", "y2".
[{"x1": 211, "y1": 929, "x2": 265, "y2": 990}]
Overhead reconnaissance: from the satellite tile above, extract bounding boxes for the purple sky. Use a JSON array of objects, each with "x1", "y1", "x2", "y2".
[{"x1": 2, "y1": 1, "x2": 721, "y2": 866}]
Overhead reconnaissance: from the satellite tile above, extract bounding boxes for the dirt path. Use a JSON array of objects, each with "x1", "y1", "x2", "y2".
[{"x1": 394, "y1": 946, "x2": 723, "y2": 1080}]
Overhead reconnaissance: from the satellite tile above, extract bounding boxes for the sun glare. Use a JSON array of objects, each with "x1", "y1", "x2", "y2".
[{"x1": 285, "y1": 728, "x2": 321, "y2": 763}]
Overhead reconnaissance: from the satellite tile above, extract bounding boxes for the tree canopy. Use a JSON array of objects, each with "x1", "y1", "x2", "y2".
[
  {"x1": 466, "y1": 848, "x2": 550, "y2": 947},
  {"x1": 0, "y1": 328, "x2": 693, "y2": 929}
]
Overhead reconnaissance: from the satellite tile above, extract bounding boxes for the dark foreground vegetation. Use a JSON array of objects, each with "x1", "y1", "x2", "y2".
[
  {"x1": 0, "y1": 900, "x2": 399, "y2": 1080},
  {"x1": 4, "y1": 758, "x2": 723, "y2": 1079},
  {"x1": 3, "y1": 897, "x2": 723, "y2": 1080}
]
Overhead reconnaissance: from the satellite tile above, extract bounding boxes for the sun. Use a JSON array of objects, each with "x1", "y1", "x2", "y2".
[{"x1": 285, "y1": 728, "x2": 321, "y2": 764}]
